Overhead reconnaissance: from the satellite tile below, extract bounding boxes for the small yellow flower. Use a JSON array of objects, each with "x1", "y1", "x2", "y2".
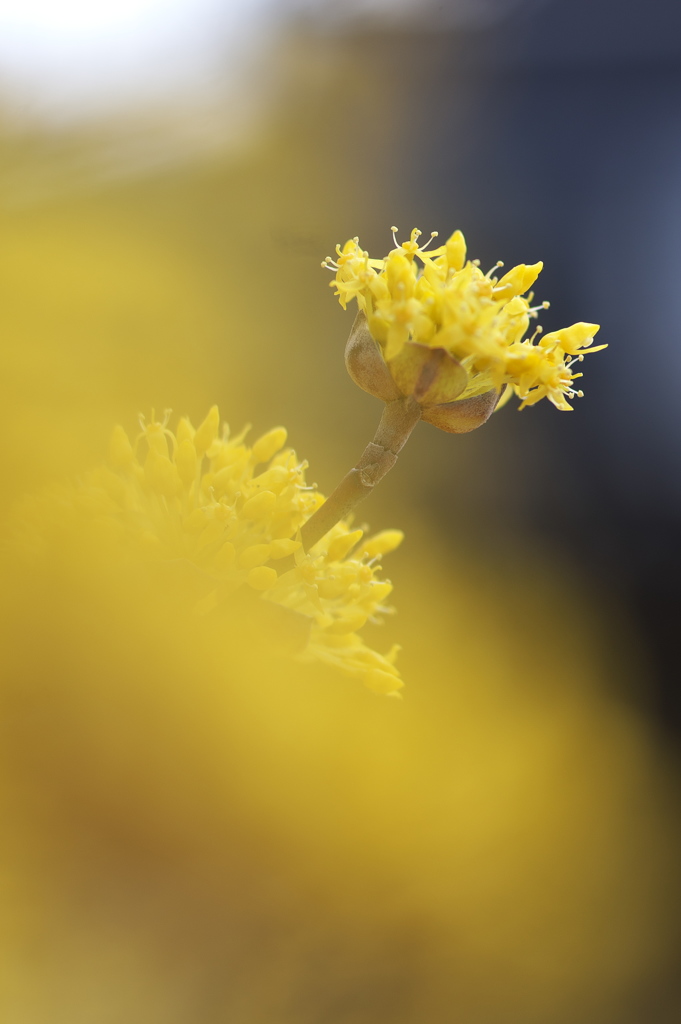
[
  {"x1": 17, "y1": 408, "x2": 404, "y2": 697},
  {"x1": 323, "y1": 227, "x2": 605, "y2": 418}
]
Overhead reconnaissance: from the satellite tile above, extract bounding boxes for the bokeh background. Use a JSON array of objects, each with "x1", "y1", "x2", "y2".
[{"x1": 1, "y1": 1, "x2": 680, "y2": 1021}]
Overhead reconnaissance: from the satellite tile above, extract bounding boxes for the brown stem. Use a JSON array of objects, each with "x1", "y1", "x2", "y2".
[{"x1": 299, "y1": 396, "x2": 421, "y2": 552}]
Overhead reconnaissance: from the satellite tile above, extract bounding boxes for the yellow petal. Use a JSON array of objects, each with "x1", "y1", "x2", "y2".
[
  {"x1": 493, "y1": 262, "x2": 543, "y2": 300},
  {"x1": 193, "y1": 405, "x2": 220, "y2": 455},
  {"x1": 359, "y1": 529, "x2": 405, "y2": 559},
  {"x1": 327, "y1": 529, "x2": 363, "y2": 562},
  {"x1": 253, "y1": 427, "x2": 287, "y2": 464},
  {"x1": 108, "y1": 425, "x2": 134, "y2": 469},
  {"x1": 445, "y1": 229, "x2": 467, "y2": 271},
  {"x1": 242, "y1": 490, "x2": 277, "y2": 519},
  {"x1": 238, "y1": 544, "x2": 272, "y2": 569}
]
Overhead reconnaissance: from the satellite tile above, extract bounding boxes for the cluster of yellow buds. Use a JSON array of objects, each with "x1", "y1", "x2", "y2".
[
  {"x1": 18, "y1": 408, "x2": 404, "y2": 696},
  {"x1": 323, "y1": 227, "x2": 605, "y2": 419}
]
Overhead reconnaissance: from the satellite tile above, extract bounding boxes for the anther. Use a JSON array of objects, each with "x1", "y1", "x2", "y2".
[
  {"x1": 566, "y1": 354, "x2": 585, "y2": 369},
  {"x1": 419, "y1": 231, "x2": 439, "y2": 254}
]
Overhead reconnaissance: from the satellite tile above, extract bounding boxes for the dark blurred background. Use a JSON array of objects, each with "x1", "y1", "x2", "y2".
[{"x1": 403, "y1": 0, "x2": 681, "y2": 734}]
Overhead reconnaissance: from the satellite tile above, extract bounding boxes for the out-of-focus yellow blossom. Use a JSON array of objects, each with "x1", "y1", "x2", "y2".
[
  {"x1": 15, "y1": 408, "x2": 404, "y2": 696},
  {"x1": 324, "y1": 227, "x2": 605, "y2": 412}
]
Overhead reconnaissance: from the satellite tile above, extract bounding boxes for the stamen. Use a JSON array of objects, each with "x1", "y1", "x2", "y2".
[
  {"x1": 528, "y1": 301, "x2": 550, "y2": 313},
  {"x1": 419, "y1": 231, "x2": 439, "y2": 254},
  {"x1": 391, "y1": 226, "x2": 399, "y2": 247},
  {"x1": 486, "y1": 260, "x2": 504, "y2": 278}
]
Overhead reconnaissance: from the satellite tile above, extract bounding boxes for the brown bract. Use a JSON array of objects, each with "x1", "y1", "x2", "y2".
[{"x1": 344, "y1": 311, "x2": 503, "y2": 434}]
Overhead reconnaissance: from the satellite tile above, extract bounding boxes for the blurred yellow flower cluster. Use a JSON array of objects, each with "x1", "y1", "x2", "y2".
[
  {"x1": 17, "y1": 407, "x2": 404, "y2": 696},
  {"x1": 324, "y1": 227, "x2": 605, "y2": 411}
]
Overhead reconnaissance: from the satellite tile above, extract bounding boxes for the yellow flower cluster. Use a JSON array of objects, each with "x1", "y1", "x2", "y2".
[
  {"x1": 324, "y1": 227, "x2": 605, "y2": 411},
  {"x1": 18, "y1": 408, "x2": 404, "y2": 696}
]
